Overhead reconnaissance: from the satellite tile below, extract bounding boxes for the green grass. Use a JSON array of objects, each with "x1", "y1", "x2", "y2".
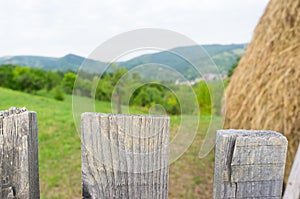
[
  {"x1": 0, "y1": 87, "x2": 216, "y2": 198},
  {"x1": 0, "y1": 87, "x2": 82, "y2": 198}
]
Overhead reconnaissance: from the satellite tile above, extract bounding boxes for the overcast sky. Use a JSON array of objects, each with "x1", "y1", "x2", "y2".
[{"x1": 0, "y1": 0, "x2": 269, "y2": 57}]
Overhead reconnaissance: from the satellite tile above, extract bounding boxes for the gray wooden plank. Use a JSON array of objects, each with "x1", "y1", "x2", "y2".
[
  {"x1": 213, "y1": 129, "x2": 288, "y2": 199},
  {"x1": 81, "y1": 113, "x2": 170, "y2": 199},
  {"x1": 0, "y1": 107, "x2": 40, "y2": 199},
  {"x1": 283, "y1": 144, "x2": 300, "y2": 199}
]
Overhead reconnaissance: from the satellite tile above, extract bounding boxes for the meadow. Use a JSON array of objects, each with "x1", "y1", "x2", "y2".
[{"x1": 0, "y1": 87, "x2": 215, "y2": 198}]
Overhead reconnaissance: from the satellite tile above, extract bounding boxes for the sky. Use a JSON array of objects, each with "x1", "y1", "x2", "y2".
[{"x1": 0, "y1": 0, "x2": 269, "y2": 58}]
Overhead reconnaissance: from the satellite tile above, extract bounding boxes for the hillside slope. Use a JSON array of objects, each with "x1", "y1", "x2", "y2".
[
  {"x1": 0, "y1": 87, "x2": 216, "y2": 198},
  {"x1": 0, "y1": 54, "x2": 106, "y2": 72}
]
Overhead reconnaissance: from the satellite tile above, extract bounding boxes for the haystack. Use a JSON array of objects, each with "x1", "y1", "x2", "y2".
[{"x1": 225, "y1": 0, "x2": 300, "y2": 181}]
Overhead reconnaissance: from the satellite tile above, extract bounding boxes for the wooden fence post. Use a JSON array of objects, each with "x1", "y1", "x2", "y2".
[
  {"x1": 81, "y1": 113, "x2": 170, "y2": 199},
  {"x1": 0, "y1": 107, "x2": 40, "y2": 199},
  {"x1": 283, "y1": 144, "x2": 300, "y2": 199},
  {"x1": 213, "y1": 130, "x2": 288, "y2": 199}
]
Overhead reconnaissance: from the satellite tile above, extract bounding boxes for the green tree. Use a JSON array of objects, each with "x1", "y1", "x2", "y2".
[
  {"x1": 54, "y1": 86, "x2": 65, "y2": 101},
  {"x1": 163, "y1": 90, "x2": 180, "y2": 115},
  {"x1": 12, "y1": 66, "x2": 46, "y2": 93},
  {"x1": 194, "y1": 81, "x2": 214, "y2": 115},
  {"x1": 0, "y1": 65, "x2": 15, "y2": 88},
  {"x1": 62, "y1": 72, "x2": 77, "y2": 94},
  {"x1": 110, "y1": 67, "x2": 128, "y2": 114},
  {"x1": 45, "y1": 70, "x2": 61, "y2": 91},
  {"x1": 228, "y1": 56, "x2": 241, "y2": 77},
  {"x1": 95, "y1": 77, "x2": 113, "y2": 101}
]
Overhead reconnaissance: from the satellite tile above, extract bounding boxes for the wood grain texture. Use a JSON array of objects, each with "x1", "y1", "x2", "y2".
[
  {"x1": 0, "y1": 107, "x2": 40, "y2": 199},
  {"x1": 213, "y1": 130, "x2": 288, "y2": 199},
  {"x1": 283, "y1": 144, "x2": 300, "y2": 199},
  {"x1": 81, "y1": 113, "x2": 170, "y2": 199}
]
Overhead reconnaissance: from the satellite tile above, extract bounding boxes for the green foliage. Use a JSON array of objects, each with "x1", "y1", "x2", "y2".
[
  {"x1": 0, "y1": 64, "x2": 221, "y2": 116},
  {"x1": 194, "y1": 81, "x2": 214, "y2": 115},
  {"x1": 0, "y1": 65, "x2": 62, "y2": 94},
  {"x1": 45, "y1": 70, "x2": 60, "y2": 91},
  {"x1": 228, "y1": 56, "x2": 241, "y2": 77},
  {"x1": 12, "y1": 66, "x2": 47, "y2": 93},
  {"x1": 0, "y1": 65, "x2": 15, "y2": 88},
  {"x1": 54, "y1": 86, "x2": 65, "y2": 101},
  {"x1": 94, "y1": 76, "x2": 113, "y2": 101},
  {"x1": 62, "y1": 72, "x2": 76, "y2": 94},
  {"x1": 164, "y1": 90, "x2": 180, "y2": 115},
  {"x1": 133, "y1": 86, "x2": 163, "y2": 106},
  {"x1": 129, "y1": 83, "x2": 181, "y2": 115},
  {"x1": 75, "y1": 77, "x2": 92, "y2": 97}
]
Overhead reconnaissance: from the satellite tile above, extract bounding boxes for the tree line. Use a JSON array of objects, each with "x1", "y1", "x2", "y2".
[{"x1": 0, "y1": 64, "x2": 221, "y2": 115}]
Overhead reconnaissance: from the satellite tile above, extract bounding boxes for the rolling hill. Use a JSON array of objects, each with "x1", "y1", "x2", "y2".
[
  {"x1": 0, "y1": 44, "x2": 246, "y2": 79},
  {"x1": 0, "y1": 54, "x2": 107, "y2": 72},
  {"x1": 119, "y1": 44, "x2": 246, "y2": 79}
]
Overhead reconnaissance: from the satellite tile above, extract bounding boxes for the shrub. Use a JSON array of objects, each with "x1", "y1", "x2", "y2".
[{"x1": 54, "y1": 86, "x2": 65, "y2": 101}]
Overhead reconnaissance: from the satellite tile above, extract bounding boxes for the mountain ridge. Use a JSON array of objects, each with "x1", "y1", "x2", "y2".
[{"x1": 0, "y1": 44, "x2": 246, "y2": 78}]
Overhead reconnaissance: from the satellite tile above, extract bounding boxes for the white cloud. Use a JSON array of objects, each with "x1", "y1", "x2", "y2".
[{"x1": 0, "y1": 0, "x2": 269, "y2": 57}]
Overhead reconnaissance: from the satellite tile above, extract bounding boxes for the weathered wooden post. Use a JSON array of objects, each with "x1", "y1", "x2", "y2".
[
  {"x1": 81, "y1": 113, "x2": 170, "y2": 199},
  {"x1": 213, "y1": 130, "x2": 288, "y2": 199},
  {"x1": 0, "y1": 107, "x2": 40, "y2": 199},
  {"x1": 283, "y1": 144, "x2": 300, "y2": 199}
]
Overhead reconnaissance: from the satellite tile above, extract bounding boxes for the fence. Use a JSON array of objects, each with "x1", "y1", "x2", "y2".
[
  {"x1": 213, "y1": 130, "x2": 288, "y2": 198},
  {"x1": 0, "y1": 107, "x2": 39, "y2": 199},
  {"x1": 0, "y1": 107, "x2": 298, "y2": 199}
]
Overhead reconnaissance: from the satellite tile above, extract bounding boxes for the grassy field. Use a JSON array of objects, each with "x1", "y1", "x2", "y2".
[{"x1": 0, "y1": 87, "x2": 215, "y2": 198}]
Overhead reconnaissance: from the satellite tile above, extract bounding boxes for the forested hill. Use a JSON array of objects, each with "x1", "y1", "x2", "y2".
[
  {"x1": 0, "y1": 44, "x2": 246, "y2": 77},
  {"x1": 0, "y1": 54, "x2": 106, "y2": 72},
  {"x1": 119, "y1": 44, "x2": 246, "y2": 79}
]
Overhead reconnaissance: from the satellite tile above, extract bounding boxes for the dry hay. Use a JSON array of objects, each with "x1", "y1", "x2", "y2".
[{"x1": 224, "y1": 0, "x2": 300, "y2": 182}]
